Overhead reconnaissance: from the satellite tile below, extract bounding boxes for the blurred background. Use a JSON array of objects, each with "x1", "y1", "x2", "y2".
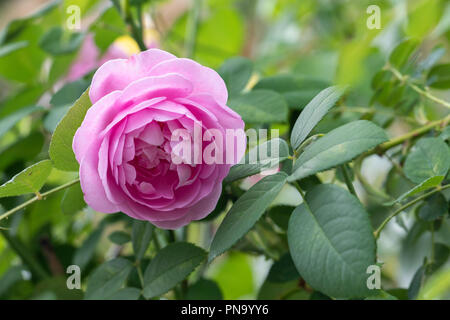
[{"x1": 0, "y1": 0, "x2": 449, "y2": 299}]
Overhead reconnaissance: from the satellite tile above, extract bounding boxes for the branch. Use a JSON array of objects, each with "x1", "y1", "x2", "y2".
[
  {"x1": 374, "y1": 184, "x2": 450, "y2": 239},
  {"x1": 0, "y1": 179, "x2": 80, "y2": 223}
]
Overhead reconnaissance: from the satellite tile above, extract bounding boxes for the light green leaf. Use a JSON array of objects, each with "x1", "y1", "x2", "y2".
[
  {"x1": 49, "y1": 88, "x2": 92, "y2": 171},
  {"x1": 288, "y1": 120, "x2": 388, "y2": 182},
  {"x1": 209, "y1": 172, "x2": 288, "y2": 262},
  {"x1": 0, "y1": 160, "x2": 53, "y2": 198},
  {"x1": 385, "y1": 175, "x2": 444, "y2": 205},
  {"x1": 288, "y1": 184, "x2": 376, "y2": 298},
  {"x1": 290, "y1": 86, "x2": 346, "y2": 150},
  {"x1": 389, "y1": 39, "x2": 420, "y2": 72},
  {"x1": 0, "y1": 105, "x2": 41, "y2": 139},
  {"x1": 131, "y1": 220, "x2": 153, "y2": 262},
  {"x1": 218, "y1": 57, "x2": 253, "y2": 98},
  {"x1": 61, "y1": 183, "x2": 85, "y2": 215},
  {"x1": 228, "y1": 90, "x2": 288, "y2": 124},
  {"x1": 225, "y1": 138, "x2": 290, "y2": 183},
  {"x1": 85, "y1": 258, "x2": 133, "y2": 300},
  {"x1": 143, "y1": 242, "x2": 206, "y2": 299},
  {"x1": 404, "y1": 137, "x2": 450, "y2": 184}
]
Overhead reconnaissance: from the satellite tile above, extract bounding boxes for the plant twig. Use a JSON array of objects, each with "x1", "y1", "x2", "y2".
[
  {"x1": 374, "y1": 184, "x2": 450, "y2": 239},
  {"x1": 0, "y1": 179, "x2": 80, "y2": 222}
]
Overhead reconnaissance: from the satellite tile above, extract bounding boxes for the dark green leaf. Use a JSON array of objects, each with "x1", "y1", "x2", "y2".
[
  {"x1": 225, "y1": 138, "x2": 290, "y2": 182},
  {"x1": 109, "y1": 231, "x2": 131, "y2": 245},
  {"x1": 289, "y1": 120, "x2": 388, "y2": 182},
  {"x1": 418, "y1": 193, "x2": 448, "y2": 221},
  {"x1": 288, "y1": 184, "x2": 376, "y2": 298},
  {"x1": 267, "y1": 253, "x2": 300, "y2": 283},
  {"x1": 185, "y1": 279, "x2": 223, "y2": 300},
  {"x1": 85, "y1": 258, "x2": 133, "y2": 300},
  {"x1": 61, "y1": 183, "x2": 85, "y2": 215},
  {"x1": 427, "y1": 64, "x2": 450, "y2": 89},
  {"x1": 143, "y1": 242, "x2": 206, "y2": 299},
  {"x1": 131, "y1": 220, "x2": 153, "y2": 262},
  {"x1": 290, "y1": 86, "x2": 346, "y2": 150},
  {"x1": 209, "y1": 172, "x2": 287, "y2": 261},
  {"x1": 106, "y1": 287, "x2": 141, "y2": 300}
]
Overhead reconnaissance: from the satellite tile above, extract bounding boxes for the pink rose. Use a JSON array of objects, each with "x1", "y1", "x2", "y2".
[{"x1": 73, "y1": 49, "x2": 245, "y2": 229}]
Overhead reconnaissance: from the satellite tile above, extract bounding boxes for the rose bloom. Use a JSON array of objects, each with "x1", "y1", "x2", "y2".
[{"x1": 73, "y1": 49, "x2": 245, "y2": 229}]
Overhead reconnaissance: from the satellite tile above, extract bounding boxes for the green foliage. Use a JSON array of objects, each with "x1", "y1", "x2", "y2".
[
  {"x1": 288, "y1": 184, "x2": 376, "y2": 298},
  {"x1": 49, "y1": 88, "x2": 92, "y2": 171},
  {"x1": 289, "y1": 120, "x2": 388, "y2": 182},
  {"x1": 403, "y1": 137, "x2": 450, "y2": 183},
  {"x1": 143, "y1": 242, "x2": 206, "y2": 298},
  {"x1": 228, "y1": 90, "x2": 288, "y2": 124},
  {"x1": 0, "y1": 160, "x2": 52, "y2": 198},
  {"x1": 290, "y1": 86, "x2": 346, "y2": 150},
  {"x1": 209, "y1": 172, "x2": 287, "y2": 261},
  {"x1": 0, "y1": 0, "x2": 449, "y2": 302}
]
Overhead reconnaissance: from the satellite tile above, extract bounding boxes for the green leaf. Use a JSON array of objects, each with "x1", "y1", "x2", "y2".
[
  {"x1": 209, "y1": 172, "x2": 287, "y2": 261},
  {"x1": 0, "y1": 105, "x2": 41, "y2": 140},
  {"x1": 427, "y1": 64, "x2": 450, "y2": 89},
  {"x1": 0, "y1": 160, "x2": 53, "y2": 198},
  {"x1": 49, "y1": 88, "x2": 92, "y2": 171},
  {"x1": 288, "y1": 120, "x2": 388, "y2": 182},
  {"x1": 385, "y1": 175, "x2": 444, "y2": 205},
  {"x1": 440, "y1": 126, "x2": 450, "y2": 141},
  {"x1": 91, "y1": 6, "x2": 127, "y2": 52},
  {"x1": 85, "y1": 258, "x2": 133, "y2": 300},
  {"x1": 225, "y1": 138, "x2": 290, "y2": 183},
  {"x1": 143, "y1": 242, "x2": 206, "y2": 299},
  {"x1": 254, "y1": 75, "x2": 329, "y2": 110},
  {"x1": 39, "y1": 27, "x2": 84, "y2": 55},
  {"x1": 0, "y1": 132, "x2": 44, "y2": 171},
  {"x1": 131, "y1": 220, "x2": 153, "y2": 262},
  {"x1": 50, "y1": 79, "x2": 89, "y2": 107},
  {"x1": 389, "y1": 39, "x2": 420, "y2": 72},
  {"x1": 408, "y1": 264, "x2": 426, "y2": 300},
  {"x1": 227, "y1": 90, "x2": 288, "y2": 124},
  {"x1": 418, "y1": 193, "x2": 448, "y2": 221},
  {"x1": 106, "y1": 287, "x2": 141, "y2": 300},
  {"x1": 287, "y1": 184, "x2": 376, "y2": 298},
  {"x1": 404, "y1": 137, "x2": 450, "y2": 184},
  {"x1": 61, "y1": 183, "x2": 85, "y2": 215},
  {"x1": 72, "y1": 227, "x2": 104, "y2": 269},
  {"x1": 267, "y1": 253, "x2": 300, "y2": 283},
  {"x1": 290, "y1": 86, "x2": 346, "y2": 150},
  {"x1": 185, "y1": 279, "x2": 223, "y2": 300},
  {"x1": 218, "y1": 57, "x2": 253, "y2": 98},
  {"x1": 109, "y1": 231, "x2": 131, "y2": 245},
  {"x1": 267, "y1": 205, "x2": 295, "y2": 230}
]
